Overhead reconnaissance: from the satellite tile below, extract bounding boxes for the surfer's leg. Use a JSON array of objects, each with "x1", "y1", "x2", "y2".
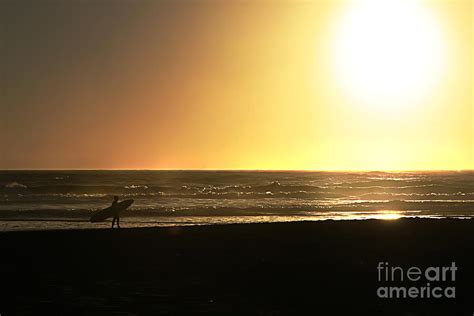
[
  {"x1": 112, "y1": 218, "x2": 115, "y2": 228},
  {"x1": 117, "y1": 216, "x2": 120, "y2": 228}
]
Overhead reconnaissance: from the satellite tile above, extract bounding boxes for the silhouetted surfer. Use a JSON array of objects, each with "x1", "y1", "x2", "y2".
[
  {"x1": 111, "y1": 196, "x2": 121, "y2": 228},
  {"x1": 90, "y1": 196, "x2": 133, "y2": 226}
]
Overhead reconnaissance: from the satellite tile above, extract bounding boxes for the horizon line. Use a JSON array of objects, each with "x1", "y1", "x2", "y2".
[{"x1": 1, "y1": 168, "x2": 473, "y2": 173}]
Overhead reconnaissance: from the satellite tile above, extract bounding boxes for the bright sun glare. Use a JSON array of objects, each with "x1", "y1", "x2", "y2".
[{"x1": 332, "y1": 0, "x2": 447, "y2": 111}]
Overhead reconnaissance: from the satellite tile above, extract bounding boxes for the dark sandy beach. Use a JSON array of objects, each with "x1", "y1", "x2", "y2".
[{"x1": 1, "y1": 219, "x2": 474, "y2": 315}]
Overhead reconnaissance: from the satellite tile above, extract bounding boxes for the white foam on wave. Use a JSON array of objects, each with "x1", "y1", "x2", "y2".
[{"x1": 5, "y1": 182, "x2": 27, "y2": 189}]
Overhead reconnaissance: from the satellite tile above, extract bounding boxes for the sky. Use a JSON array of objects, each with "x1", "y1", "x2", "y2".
[{"x1": 0, "y1": 0, "x2": 472, "y2": 170}]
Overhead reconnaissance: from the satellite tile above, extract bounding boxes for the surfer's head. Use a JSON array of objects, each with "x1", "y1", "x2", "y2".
[{"x1": 114, "y1": 195, "x2": 119, "y2": 202}]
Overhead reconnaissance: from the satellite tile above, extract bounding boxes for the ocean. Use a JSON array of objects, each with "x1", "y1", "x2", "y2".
[{"x1": 1, "y1": 170, "x2": 473, "y2": 231}]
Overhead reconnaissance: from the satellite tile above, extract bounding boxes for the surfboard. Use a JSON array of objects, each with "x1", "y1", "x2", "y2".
[{"x1": 90, "y1": 199, "x2": 134, "y2": 223}]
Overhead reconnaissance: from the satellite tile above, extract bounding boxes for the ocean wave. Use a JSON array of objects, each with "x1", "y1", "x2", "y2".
[
  {"x1": 357, "y1": 192, "x2": 474, "y2": 201},
  {"x1": 4, "y1": 182, "x2": 28, "y2": 189},
  {"x1": 2, "y1": 180, "x2": 471, "y2": 197},
  {"x1": 1, "y1": 200, "x2": 474, "y2": 219},
  {"x1": 124, "y1": 185, "x2": 149, "y2": 190},
  {"x1": 2, "y1": 189, "x2": 473, "y2": 203}
]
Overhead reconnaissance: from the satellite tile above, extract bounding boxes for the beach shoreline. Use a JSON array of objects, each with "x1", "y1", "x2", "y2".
[{"x1": 1, "y1": 219, "x2": 474, "y2": 315}]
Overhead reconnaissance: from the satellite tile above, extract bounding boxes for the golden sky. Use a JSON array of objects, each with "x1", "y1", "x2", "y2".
[{"x1": 0, "y1": 0, "x2": 472, "y2": 170}]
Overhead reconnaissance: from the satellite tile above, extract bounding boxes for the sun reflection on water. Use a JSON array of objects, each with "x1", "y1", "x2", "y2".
[
  {"x1": 328, "y1": 210, "x2": 403, "y2": 221},
  {"x1": 371, "y1": 211, "x2": 402, "y2": 221}
]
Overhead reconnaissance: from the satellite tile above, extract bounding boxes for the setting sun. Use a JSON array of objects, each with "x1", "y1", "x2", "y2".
[{"x1": 331, "y1": 0, "x2": 447, "y2": 112}]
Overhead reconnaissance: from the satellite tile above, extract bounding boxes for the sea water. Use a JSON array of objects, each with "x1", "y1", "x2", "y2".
[{"x1": 1, "y1": 170, "x2": 473, "y2": 231}]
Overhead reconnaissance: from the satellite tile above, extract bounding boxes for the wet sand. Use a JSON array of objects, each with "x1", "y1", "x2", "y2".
[{"x1": 1, "y1": 219, "x2": 474, "y2": 315}]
